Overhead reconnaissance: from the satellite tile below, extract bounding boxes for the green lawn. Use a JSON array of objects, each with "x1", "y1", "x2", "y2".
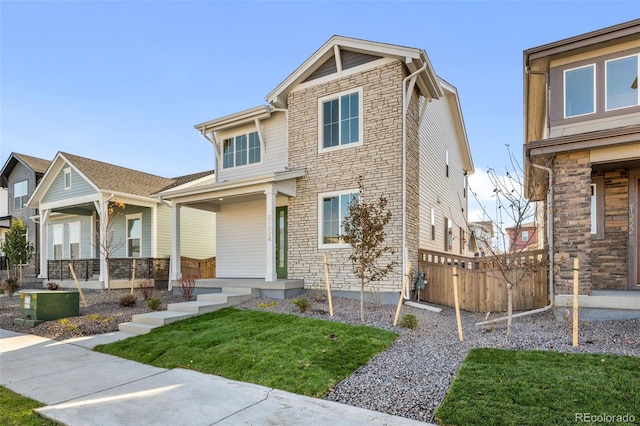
[
  {"x1": 0, "y1": 386, "x2": 60, "y2": 426},
  {"x1": 435, "y1": 348, "x2": 640, "y2": 426},
  {"x1": 95, "y1": 307, "x2": 397, "y2": 397}
]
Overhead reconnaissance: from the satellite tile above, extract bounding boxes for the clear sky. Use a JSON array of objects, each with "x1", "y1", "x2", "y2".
[{"x1": 1, "y1": 1, "x2": 638, "y2": 217}]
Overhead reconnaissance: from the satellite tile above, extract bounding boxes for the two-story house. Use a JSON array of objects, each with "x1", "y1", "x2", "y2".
[
  {"x1": 506, "y1": 222, "x2": 539, "y2": 252},
  {"x1": 524, "y1": 19, "x2": 640, "y2": 317},
  {"x1": 27, "y1": 152, "x2": 216, "y2": 289},
  {"x1": 0, "y1": 153, "x2": 51, "y2": 279},
  {"x1": 159, "y1": 36, "x2": 474, "y2": 301}
]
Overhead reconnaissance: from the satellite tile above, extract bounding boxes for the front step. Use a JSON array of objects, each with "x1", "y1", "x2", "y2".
[{"x1": 118, "y1": 286, "x2": 259, "y2": 335}]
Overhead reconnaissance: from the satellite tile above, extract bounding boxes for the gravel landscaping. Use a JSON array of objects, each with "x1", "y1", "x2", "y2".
[{"x1": 1, "y1": 284, "x2": 638, "y2": 423}]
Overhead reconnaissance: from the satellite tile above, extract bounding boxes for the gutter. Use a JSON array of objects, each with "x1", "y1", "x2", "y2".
[
  {"x1": 402, "y1": 62, "x2": 427, "y2": 299},
  {"x1": 476, "y1": 162, "x2": 554, "y2": 325}
]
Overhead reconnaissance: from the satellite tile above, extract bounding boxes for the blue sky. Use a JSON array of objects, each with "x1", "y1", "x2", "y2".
[{"x1": 1, "y1": 1, "x2": 638, "y2": 215}]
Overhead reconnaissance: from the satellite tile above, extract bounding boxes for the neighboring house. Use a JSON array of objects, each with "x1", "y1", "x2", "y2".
[
  {"x1": 27, "y1": 152, "x2": 216, "y2": 289},
  {"x1": 468, "y1": 221, "x2": 494, "y2": 256},
  {"x1": 0, "y1": 153, "x2": 51, "y2": 278},
  {"x1": 505, "y1": 222, "x2": 539, "y2": 252},
  {"x1": 524, "y1": 19, "x2": 640, "y2": 316},
  {"x1": 159, "y1": 36, "x2": 474, "y2": 301},
  {"x1": 0, "y1": 187, "x2": 9, "y2": 273}
]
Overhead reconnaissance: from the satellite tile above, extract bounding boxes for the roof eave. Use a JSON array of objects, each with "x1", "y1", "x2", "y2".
[{"x1": 194, "y1": 105, "x2": 272, "y2": 132}]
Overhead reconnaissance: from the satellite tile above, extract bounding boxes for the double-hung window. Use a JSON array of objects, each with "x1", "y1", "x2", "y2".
[
  {"x1": 53, "y1": 224, "x2": 63, "y2": 260},
  {"x1": 606, "y1": 54, "x2": 639, "y2": 111},
  {"x1": 64, "y1": 168, "x2": 72, "y2": 190},
  {"x1": 14, "y1": 180, "x2": 28, "y2": 210},
  {"x1": 69, "y1": 221, "x2": 80, "y2": 259},
  {"x1": 318, "y1": 190, "x2": 359, "y2": 247},
  {"x1": 319, "y1": 88, "x2": 363, "y2": 152},
  {"x1": 126, "y1": 214, "x2": 142, "y2": 257},
  {"x1": 564, "y1": 64, "x2": 595, "y2": 118},
  {"x1": 222, "y1": 132, "x2": 261, "y2": 169},
  {"x1": 521, "y1": 231, "x2": 529, "y2": 242}
]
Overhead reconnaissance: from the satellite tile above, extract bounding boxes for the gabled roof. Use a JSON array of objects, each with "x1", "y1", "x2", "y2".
[
  {"x1": 159, "y1": 170, "x2": 216, "y2": 192},
  {"x1": 59, "y1": 152, "x2": 175, "y2": 197},
  {"x1": 266, "y1": 35, "x2": 443, "y2": 108},
  {"x1": 0, "y1": 152, "x2": 51, "y2": 187}
]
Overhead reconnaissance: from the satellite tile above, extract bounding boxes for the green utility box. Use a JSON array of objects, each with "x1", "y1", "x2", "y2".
[{"x1": 18, "y1": 290, "x2": 80, "y2": 324}]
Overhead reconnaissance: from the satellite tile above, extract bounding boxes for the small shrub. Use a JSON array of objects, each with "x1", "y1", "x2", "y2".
[
  {"x1": 257, "y1": 301, "x2": 279, "y2": 309},
  {"x1": 3, "y1": 278, "x2": 19, "y2": 296},
  {"x1": 178, "y1": 276, "x2": 196, "y2": 301},
  {"x1": 57, "y1": 318, "x2": 70, "y2": 325},
  {"x1": 147, "y1": 298, "x2": 162, "y2": 311},
  {"x1": 87, "y1": 314, "x2": 102, "y2": 321},
  {"x1": 291, "y1": 298, "x2": 311, "y2": 313},
  {"x1": 399, "y1": 314, "x2": 419, "y2": 330},
  {"x1": 137, "y1": 279, "x2": 154, "y2": 300},
  {"x1": 47, "y1": 282, "x2": 60, "y2": 290},
  {"x1": 119, "y1": 293, "x2": 137, "y2": 307}
]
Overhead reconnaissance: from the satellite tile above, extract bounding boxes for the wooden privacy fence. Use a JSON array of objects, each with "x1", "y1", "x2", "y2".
[
  {"x1": 418, "y1": 249, "x2": 548, "y2": 312},
  {"x1": 180, "y1": 256, "x2": 216, "y2": 279}
]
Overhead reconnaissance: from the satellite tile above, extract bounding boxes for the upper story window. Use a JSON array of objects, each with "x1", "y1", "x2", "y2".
[
  {"x1": 222, "y1": 132, "x2": 261, "y2": 169},
  {"x1": 318, "y1": 189, "x2": 359, "y2": 248},
  {"x1": 606, "y1": 55, "x2": 639, "y2": 111},
  {"x1": 521, "y1": 231, "x2": 529, "y2": 242},
  {"x1": 318, "y1": 88, "x2": 363, "y2": 152},
  {"x1": 564, "y1": 64, "x2": 595, "y2": 118},
  {"x1": 64, "y1": 168, "x2": 72, "y2": 190},
  {"x1": 14, "y1": 180, "x2": 28, "y2": 210}
]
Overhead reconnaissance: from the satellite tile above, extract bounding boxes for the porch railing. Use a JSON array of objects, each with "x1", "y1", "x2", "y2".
[{"x1": 47, "y1": 258, "x2": 170, "y2": 281}]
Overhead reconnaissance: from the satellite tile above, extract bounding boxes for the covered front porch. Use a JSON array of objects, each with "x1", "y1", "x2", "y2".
[{"x1": 162, "y1": 169, "x2": 305, "y2": 286}]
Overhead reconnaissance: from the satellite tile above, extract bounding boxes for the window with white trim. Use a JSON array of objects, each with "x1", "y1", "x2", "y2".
[
  {"x1": 222, "y1": 132, "x2": 261, "y2": 169},
  {"x1": 444, "y1": 217, "x2": 453, "y2": 252},
  {"x1": 431, "y1": 208, "x2": 436, "y2": 241},
  {"x1": 590, "y1": 177, "x2": 604, "y2": 239},
  {"x1": 69, "y1": 221, "x2": 80, "y2": 259},
  {"x1": 53, "y1": 224, "x2": 63, "y2": 260},
  {"x1": 126, "y1": 214, "x2": 142, "y2": 257},
  {"x1": 564, "y1": 64, "x2": 595, "y2": 118},
  {"x1": 14, "y1": 180, "x2": 28, "y2": 210},
  {"x1": 318, "y1": 190, "x2": 359, "y2": 247},
  {"x1": 606, "y1": 54, "x2": 639, "y2": 111},
  {"x1": 318, "y1": 88, "x2": 363, "y2": 152},
  {"x1": 64, "y1": 168, "x2": 72, "y2": 190},
  {"x1": 521, "y1": 231, "x2": 529, "y2": 242}
]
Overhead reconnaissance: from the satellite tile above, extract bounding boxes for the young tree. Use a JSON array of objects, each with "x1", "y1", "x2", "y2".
[
  {"x1": 95, "y1": 198, "x2": 125, "y2": 289},
  {"x1": 343, "y1": 176, "x2": 397, "y2": 322},
  {"x1": 1, "y1": 218, "x2": 34, "y2": 286},
  {"x1": 468, "y1": 145, "x2": 549, "y2": 336}
]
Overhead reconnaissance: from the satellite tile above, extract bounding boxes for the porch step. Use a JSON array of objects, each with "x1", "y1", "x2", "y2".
[
  {"x1": 118, "y1": 286, "x2": 259, "y2": 335},
  {"x1": 131, "y1": 310, "x2": 194, "y2": 326},
  {"x1": 167, "y1": 301, "x2": 227, "y2": 315}
]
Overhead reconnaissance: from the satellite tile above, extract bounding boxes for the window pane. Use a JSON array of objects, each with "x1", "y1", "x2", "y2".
[
  {"x1": 128, "y1": 218, "x2": 141, "y2": 239},
  {"x1": 565, "y1": 66, "x2": 595, "y2": 117},
  {"x1": 323, "y1": 196, "x2": 339, "y2": 244},
  {"x1": 223, "y1": 139, "x2": 234, "y2": 168},
  {"x1": 235, "y1": 135, "x2": 247, "y2": 166},
  {"x1": 249, "y1": 132, "x2": 261, "y2": 164},
  {"x1": 70, "y1": 243, "x2": 79, "y2": 259},
  {"x1": 54, "y1": 245, "x2": 63, "y2": 260},
  {"x1": 340, "y1": 93, "x2": 359, "y2": 145},
  {"x1": 339, "y1": 193, "x2": 358, "y2": 237},
  {"x1": 323, "y1": 99, "x2": 339, "y2": 148},
  {"x1": 128, "y1": 239, "x2": 140, "y2": 257},
  {"x1": 607, "y1": 56, "x2": 638, "y2": 110}
]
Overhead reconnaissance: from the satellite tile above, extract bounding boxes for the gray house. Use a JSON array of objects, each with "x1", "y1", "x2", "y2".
[{"x1": 0, "y1": 153, "x2": 51, "y2": 278}]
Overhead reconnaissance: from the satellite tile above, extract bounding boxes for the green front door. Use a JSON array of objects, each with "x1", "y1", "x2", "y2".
[{"x1": 275, "y1": 207, "x2": 288, "y2": 279}]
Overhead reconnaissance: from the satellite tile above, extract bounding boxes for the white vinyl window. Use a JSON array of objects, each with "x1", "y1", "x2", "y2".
[
  {"x1": 522, "y1": 231, "x2": 529, "y2": 242},
  {"x1": 318, "y1": 189, "x2": 359, "y2": 248},
  {"x1": 64, "y1": 168, "x2": 72, "y2": 190},
  {"x1": 444, "y1": 217, "x2": 453, "y2": 252},
  {"x1": 606, "y1": 54, "x2": 639, "y2": 111},
  {"x1": 564, "y1": 64, "x2": 595, "y2": 118},
  {"x1": 126, "y1": 214, "x2": 142, "y2": 257},
  {"x1": 69, "y1": 221, "x2": 80, "y2": 259},
  {"x1": 318, "y1": 88, "x2": 363, "y2": 152},
  {"x1": 53, "y1": 224, "x2": 63, "y2": 260},
  {"x1": 14, "y1": 180, "x2": 28, "y2": 210},
  {"x1": 222, "y1": 132, "x2": 261, "y2": 169}
]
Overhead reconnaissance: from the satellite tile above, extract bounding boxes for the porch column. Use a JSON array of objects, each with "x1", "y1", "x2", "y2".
[
  {"x1": 170, "y1": 203, "x2": 182, "y2": 281},
  {"x1": 265, "y1": 187, "x2": 277, "y2": 282},
  {"x1": 95, "y1": 199, "x2": 108, "y2": 288},
  {"x1": 38, "y1": 209, "x2": 51, "y2": 279}
]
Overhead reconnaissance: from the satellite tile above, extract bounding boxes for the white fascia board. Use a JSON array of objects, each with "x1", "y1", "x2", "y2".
[
  {"x1": 39, "y1": 193, "x2": 102, "y2": 211},
  {"x1": 194, "y1": 106, "x2": 271, "y2": 132},
  {"x1": 102, "y1": 191, "x2": 159, "y2": 208},
  {"x1": 439, "y1": 79, "x2": 474, "y2": 174}
]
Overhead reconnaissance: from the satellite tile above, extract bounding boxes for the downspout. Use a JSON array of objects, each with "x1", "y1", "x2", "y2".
[
  {"x1": 476, "y1": 162, "x2": 554, "y2": 325},
  {"x1": 402, "y1": 62, "x2": 427, "y2": 299}
]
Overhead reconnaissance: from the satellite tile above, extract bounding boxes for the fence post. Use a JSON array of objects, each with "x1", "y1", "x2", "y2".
[
  {"x1": 453, "y1": 266, "x2": 464, "y2": 342},
  {"x1": 393, "y1": 261, "x2": 412, "y2": 326},
  {"x1": 323, "y1": 254, "x2": 334, "y2": 317}
]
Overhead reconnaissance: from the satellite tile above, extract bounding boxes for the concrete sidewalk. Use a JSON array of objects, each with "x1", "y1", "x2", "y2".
[{"x1": 0, "y1": 329, "x2": 430, "y2": 425}]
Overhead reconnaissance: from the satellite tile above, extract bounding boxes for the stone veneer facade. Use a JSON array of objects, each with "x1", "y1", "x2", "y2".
[
  {"x1": 551, "y1": 151, "x2": 631, "y2": 295},
  {"x1": 286, "y1": 61, "x2": 418, "y2": 293}
]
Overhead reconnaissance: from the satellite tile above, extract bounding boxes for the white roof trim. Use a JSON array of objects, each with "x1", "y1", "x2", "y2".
[{"x1": 194, "y1": 105, "x2": 272, "y2": 132}]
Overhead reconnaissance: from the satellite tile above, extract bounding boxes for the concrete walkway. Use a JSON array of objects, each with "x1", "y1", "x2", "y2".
[{"x1": 0, "y1": 329, "x2": 430, "y2": 425}]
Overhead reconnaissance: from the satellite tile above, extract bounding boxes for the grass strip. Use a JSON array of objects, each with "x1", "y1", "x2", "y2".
[
  {"x1": 96, "y1": 307, "x2": 397, "y2": 397},
  {"x1": 435, "y1": 348, "x2": 640, "y2": 425},
  {"x1": 0, "y1": 386, "x2": 61, "y2": 426}
]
